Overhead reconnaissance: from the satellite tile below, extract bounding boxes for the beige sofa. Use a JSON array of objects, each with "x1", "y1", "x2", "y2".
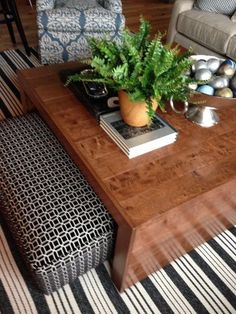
[{"x1": 166, "y1": 0, "x2": 236, "y2": 60}]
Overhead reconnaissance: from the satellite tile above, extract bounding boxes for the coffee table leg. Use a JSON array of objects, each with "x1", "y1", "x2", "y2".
[
  {"x1": 19, "y1": 86, "x2": 34, "y2": 113},
  {"x1": 20, "y1": 91, "x2": 33, "y2": 113},
  {"x1": 111, "y1": 224, "x2": 135, "y2": 291}
]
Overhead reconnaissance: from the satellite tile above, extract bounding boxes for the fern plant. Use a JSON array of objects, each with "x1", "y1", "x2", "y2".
[{"x1": 66, "y1": 18, "x2": 196, "y2": 120}]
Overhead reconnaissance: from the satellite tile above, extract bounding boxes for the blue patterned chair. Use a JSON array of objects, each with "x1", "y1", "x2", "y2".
[{"x1": 36, "y1": 0, "x2": 125, "y2": 64}]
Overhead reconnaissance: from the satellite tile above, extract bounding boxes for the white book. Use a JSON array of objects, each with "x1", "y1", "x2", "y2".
[{"x1": 100, "y1": 111, "x2": 178, "y2": 158}]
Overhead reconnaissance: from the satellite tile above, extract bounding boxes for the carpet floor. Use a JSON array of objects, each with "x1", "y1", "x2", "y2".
[
  {"x1": 0, "y1": 48, "x2": 236, "y2": 314},
  {"x1": 0, "y1": 48, "x2": 41, "y2": 120}
]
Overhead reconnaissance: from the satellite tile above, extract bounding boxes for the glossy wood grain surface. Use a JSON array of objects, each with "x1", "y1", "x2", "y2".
[{"x1": 17, "y1": 62, "x2": 236, "y2": 291}]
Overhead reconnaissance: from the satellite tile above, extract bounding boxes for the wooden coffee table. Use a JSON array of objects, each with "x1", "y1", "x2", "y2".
[{"x1": 18, "y1": 62, "x2": 236, "y2": 292}]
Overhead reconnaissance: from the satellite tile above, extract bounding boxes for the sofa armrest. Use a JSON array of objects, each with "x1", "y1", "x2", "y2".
[
  {"x1": 166, "y1": 0, "x2": 194, "y2": 44},
  {"x1": 36, "y1": 0, "x2": 56, "y2": 11}
]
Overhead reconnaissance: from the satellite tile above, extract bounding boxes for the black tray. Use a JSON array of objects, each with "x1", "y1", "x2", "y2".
[{"x1": 59, "y1": 68, "x2": 119, "y2": 121}]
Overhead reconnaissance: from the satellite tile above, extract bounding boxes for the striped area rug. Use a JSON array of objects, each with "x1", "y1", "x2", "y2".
[
  {"x1": 0, "y1": 48, "x2": 236, "y2": 314},
  {"x1": 0, "y1": 48, "x2": 41, "y2": 120},
  {"x1": 1, "y1": 217, "x2": 236, "y2": 314}
]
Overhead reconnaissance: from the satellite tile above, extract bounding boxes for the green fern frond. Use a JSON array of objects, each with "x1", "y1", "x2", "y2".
[{"x1": 66, "y1": 18, "x2": 197, "y2": 123}]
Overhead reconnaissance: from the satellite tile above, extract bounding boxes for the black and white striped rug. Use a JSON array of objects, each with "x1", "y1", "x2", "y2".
[
  {"x1": 0, "y1": 48, "x2": 236, "y2": 313},
  {"x1": 1, "y1": 216, "x2": 236, "y2": 314},
  {"x1": 0, "y1": 48, "x2": 41, "y2": 120}
]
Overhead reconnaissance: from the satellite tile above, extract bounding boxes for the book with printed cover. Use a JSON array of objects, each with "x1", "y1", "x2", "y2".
[{"x1": 100, "y1": 111, "x2": 178, "y2": 158}]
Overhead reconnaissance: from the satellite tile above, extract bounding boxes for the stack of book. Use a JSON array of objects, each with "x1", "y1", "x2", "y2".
[
  {"x1": 100, "y1": 111, "x2": 178, "y2": 158},
  {"x1": 60, "y1": 70, "x2": 178, "y2": 158}
]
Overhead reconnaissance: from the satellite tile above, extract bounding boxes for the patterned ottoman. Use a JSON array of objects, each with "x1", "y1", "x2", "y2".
[{"x1": 0, "y1": 112, "x2": 116, "y2": 294}]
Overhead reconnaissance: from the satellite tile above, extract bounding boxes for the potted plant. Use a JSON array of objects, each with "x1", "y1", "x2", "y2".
[{"x1": 66, "y1": 18, "x2": 196, "y2": 127}]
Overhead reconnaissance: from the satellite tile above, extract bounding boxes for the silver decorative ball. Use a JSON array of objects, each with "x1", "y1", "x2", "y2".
[
  {"x1": 185, "y1": 69, "x2": 191, "y2": 76},
  {"x1": 197, "y1": 85, "x2": 214, "y2": 95},
  {"x1": 222, "y1": 59, "x2": 236, "y2": 70},
  {"x1": 207, "y1": 58, "x2": 220, "y2": 73},
  {"x1": 230, "y1": 75, "x2": 236, "y2": 89},
  {"x1": 232, "y1": 88, "x2": 236, "y2": 98},
  {"x1": 194, "y1": 60, "x2": 208, "y2": 72},
  {"x1": 188, "y1": 82, "x2": 198, "y2": 90},
  {"x1": 215, "y1": 87, "x2": 233, "y2": 98},
  {"x1": 195, "y1": 68, "x2": 212, "y2": 81},
  {"x1": 218, "y1": 64, "x2": 235, "y2": 77},
  {"x1": 209, "y1": 75, "x2": 229, "y2": 89}
]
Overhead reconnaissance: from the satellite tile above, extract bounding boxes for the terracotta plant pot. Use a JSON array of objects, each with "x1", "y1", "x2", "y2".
[{"x1": 118, "y1": 90, "x2": 158, "y2": 127}]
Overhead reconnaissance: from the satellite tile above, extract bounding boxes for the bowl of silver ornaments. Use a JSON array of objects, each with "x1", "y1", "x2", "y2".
[
  {"x1": 175, "y1": 55, "x2": 236, "y2": 127},
  {"x1": 190, "y1": 55, "x2": 236, "y2": 99}
]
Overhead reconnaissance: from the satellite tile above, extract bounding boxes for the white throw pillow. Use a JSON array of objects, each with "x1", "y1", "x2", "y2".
[{"x1": 194, "y1": 0, "x2": 236, "y2": 16}]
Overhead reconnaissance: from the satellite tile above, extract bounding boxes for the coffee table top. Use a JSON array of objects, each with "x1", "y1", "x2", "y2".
[{"x1": 18, "y1": 62, "x2": 236, "y2": 228}]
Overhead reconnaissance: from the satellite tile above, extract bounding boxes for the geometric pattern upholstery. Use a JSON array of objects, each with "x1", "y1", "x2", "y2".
[
  {"x1": 194, "y1": 0, "x2": 236, "y2": 16},
  {"x1": 36, "y1": 0, "x2": 125, "y2": 64},
  {"x1": 0, "y1": 112, "x2": 116, "y2": 294}
]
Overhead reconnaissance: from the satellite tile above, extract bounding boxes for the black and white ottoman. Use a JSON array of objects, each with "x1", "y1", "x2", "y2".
[{"x1": 0, "y1": 112, "x2": 116, "y2": 294}]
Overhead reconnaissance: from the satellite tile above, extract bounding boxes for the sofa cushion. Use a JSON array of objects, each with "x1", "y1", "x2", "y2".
[
  {"x1": 37, "y1": 8, "x2": 124, "y2": 33},
  {"x1": 55, "y1": 0, "x2": 101, "y2": 10},
  {"x1": 177, "y1": 9, "x2": 236, "y2": 55},
  {"x1": 194, "y1": 0, "x2": 236, "y2": 16},
  {"x1": 37, "y1": 7, "x2": 125, "y2": 32}
]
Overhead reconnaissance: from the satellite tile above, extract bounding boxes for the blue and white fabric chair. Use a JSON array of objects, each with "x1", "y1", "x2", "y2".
[{"x1": 36, "y1": 0, "x2": 125, "y2": 64}]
